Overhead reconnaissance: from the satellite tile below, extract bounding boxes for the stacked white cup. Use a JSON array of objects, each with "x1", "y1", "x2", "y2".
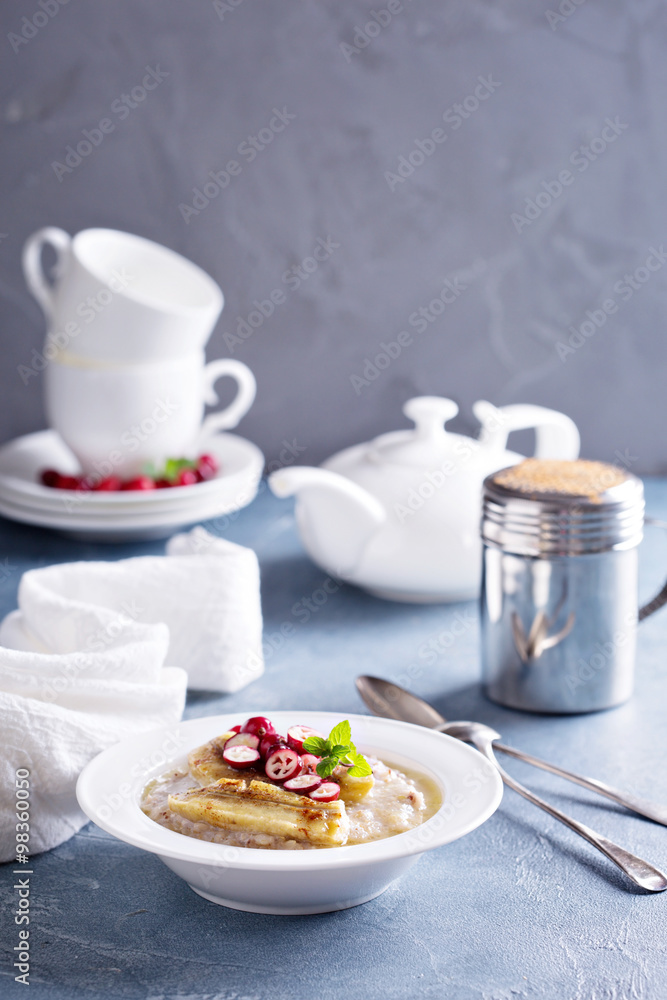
[{"x1": 22, "y1": 227, "x2": 256, "y2": 479}]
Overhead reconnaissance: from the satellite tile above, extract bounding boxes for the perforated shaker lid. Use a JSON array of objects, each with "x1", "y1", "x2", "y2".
[{"x1": 482, "y1": 458, "x2": 644, "y2": 556}]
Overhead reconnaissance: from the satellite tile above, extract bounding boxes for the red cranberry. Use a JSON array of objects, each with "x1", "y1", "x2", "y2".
[
  {"x1": 241, "y1": 716, "x2": 276, "y2": 739},
  {"x1": 259, "y1": 733, "x2": 285, "y2": 759},
  {"x1": 95, "y1": 476, "x2": 122, "y2": 491},
  {"x1": 224, "y1": 732, "x2": 260, "y2": 751},
  {"x1": 56, "y1": 475, "x2": 80, "y2": 490},
  {"x1": 309, "y1": 782, "x2": 340, "y2": 802},
  {"x1": 284, "y1": 773, "x2": 322, "y2": 795},
  {"x1": 154, "y1": 478, "x2": 172, "y2": 489},
  {"x1": 301, "y1": 753, "x2": 322, "y2": 774},
  {"x1": 287, "y1": 725, "x2": 324, "y2": 754},
  {"x1": 176, "y1": 468, "x2": 198, "y2": 487},
  {"x1": 121, "y1": 476, "x2": 155, "y2": 491},
  {"x1": 40, "y1": 469, "x2": 60, "y2": 488},
  {"x1": 198, "y1": 453, "x2": 218, "y2": 479},
  {"x1": 264, "y1": 746, "x2": 302, "y2": 782},
  {"x1": 222, "y1": 745, "x2": 261, "y2": 769}
]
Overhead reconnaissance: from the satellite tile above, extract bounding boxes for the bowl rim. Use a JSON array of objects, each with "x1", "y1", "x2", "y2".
[{"x1": 76, "y1": 711, "x2": 503, "y2": 872}]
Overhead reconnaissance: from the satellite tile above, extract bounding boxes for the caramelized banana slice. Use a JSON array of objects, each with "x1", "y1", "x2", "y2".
[
  {"x1": 188, "y1": 733, "x2": 238, "y2": 784},
  {"x1": 337, "y1": 769, "x2": 375, "y2": 803},
  {"x1": 168, "y1": 777, "x2": 350, "y2": 847}
]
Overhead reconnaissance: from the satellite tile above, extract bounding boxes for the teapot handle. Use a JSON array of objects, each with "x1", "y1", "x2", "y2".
[{"x1": 473, "y1": 401, "x2": 580, "y2": 460}]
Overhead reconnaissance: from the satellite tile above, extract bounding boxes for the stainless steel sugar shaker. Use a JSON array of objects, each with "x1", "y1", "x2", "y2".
[{"x1": 480, "y1": 458, "x2": 665, "y2": 714}]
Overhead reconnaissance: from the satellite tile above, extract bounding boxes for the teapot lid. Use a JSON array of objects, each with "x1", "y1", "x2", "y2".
[{"x1": 367, "y1": 396, "x2": 467, "y2": 467}]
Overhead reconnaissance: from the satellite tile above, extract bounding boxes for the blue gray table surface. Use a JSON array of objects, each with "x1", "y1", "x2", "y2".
[{"x1": 2, "y1": 479, "x2": 667, "y2": 1000}]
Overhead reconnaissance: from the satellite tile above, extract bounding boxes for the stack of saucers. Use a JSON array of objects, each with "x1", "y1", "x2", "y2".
[{"x1": 0, "y1": 430, "x2": 264, "y2": 542}]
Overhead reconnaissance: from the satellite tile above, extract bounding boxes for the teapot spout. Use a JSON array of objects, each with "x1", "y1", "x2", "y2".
[{"x1": 268, "y1": 467, "x2": 386, "y2": 577}]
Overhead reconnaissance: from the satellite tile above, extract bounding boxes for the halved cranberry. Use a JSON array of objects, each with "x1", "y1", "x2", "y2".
[
  {"x1": 224, "y1": 732, "x2": 259, "y2": 750},
  {"x1": 287, "y1": 725, "x2": 324, "y2": 754},
  {"x1": 198, "y1": 453, "x2": 218, "y2": 479},
  {"x1": 177, "y1": 468, "x2": 198, "y2": 486},
  {"x1": 241, "y1": 716, "x2": 276, "y2": 738},
  {"x1": 259, "y1": 734, "x2": 286, "y2": 759},
  {"x1": 228, "y1": 724, "x2": 242, "y2": 734},
  {"x1": 121, "y1": 476, "x2": 155, "y2": 491},
  {"x1": 283, "y1": 773, "x2": 322, "y2": 795},
  {"x1": 300, "y1": 753, "x2": 322, "y2": 774},
  {"x1": 222, "y1": 745, "x2": 260, "y2": 769},
  {"x1": 40, "y1": 469, "x2": 60, "y2": 488},
  {"x1": 265, "y1": 746, "x2": 302, "y2": 782},
  {"x1": 309, "y1": 782, "x2": 340, "y2": 802},
  {"x1": 95, "y1": 476, "x2": 122, "y2": 491}
]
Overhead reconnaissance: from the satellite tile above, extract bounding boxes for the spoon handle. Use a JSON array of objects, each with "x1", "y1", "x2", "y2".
[
  {"x1": 493, "y1": 741, "x2": 667, "y2": 827},
  {"x1": 475, "y1": 739, "x2": 667, "y2": 892}
]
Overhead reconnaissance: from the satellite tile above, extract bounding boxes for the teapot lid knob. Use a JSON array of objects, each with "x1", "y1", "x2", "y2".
[
  {"x1": 402, "y1": 396, "x2": 459, "y2": 440},
  {"x1": 367, "y1": 396, "x2": 463, "y2": 467}
]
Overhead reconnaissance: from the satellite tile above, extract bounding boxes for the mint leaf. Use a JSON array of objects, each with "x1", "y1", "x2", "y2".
[
  {"x1": 314, "y1": 721, "x2": 372, "y2": 780},
  {"x1": 316, "y1": 757, "x2": 338, "y2": 778},
  {"x1": 347, "y1": 754, "x2": 373, "y2": 777},
  {"x1": 302, "y1": 736, "x2": 329, "y2": 755},
  {"x1": 328, "y1": 720, "x2": 351, "y2": 748}
]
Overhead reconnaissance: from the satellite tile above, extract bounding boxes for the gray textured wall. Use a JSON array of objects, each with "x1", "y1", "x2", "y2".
[{"x1": 1, "y1": 0, "x2": 666, "y2": 472}]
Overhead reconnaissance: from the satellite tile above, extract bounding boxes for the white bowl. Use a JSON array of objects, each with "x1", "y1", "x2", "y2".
[{"x1": 76, "y1": 711, "x2": 503, "y2": 914}]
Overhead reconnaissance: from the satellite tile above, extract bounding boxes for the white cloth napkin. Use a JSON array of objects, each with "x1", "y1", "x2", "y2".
[{"x1": 0, "y1": 527, "x2": 264, "y2": 861}]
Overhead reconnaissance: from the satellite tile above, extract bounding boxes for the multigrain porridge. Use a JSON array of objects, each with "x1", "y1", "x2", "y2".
[{"x1": 141, "y1": 717, "x2": 441, "y2": 851}]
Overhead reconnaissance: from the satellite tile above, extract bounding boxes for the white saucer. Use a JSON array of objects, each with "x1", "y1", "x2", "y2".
[{"x1": 0, "y1": 430, "x2": 264, "y2": 541}]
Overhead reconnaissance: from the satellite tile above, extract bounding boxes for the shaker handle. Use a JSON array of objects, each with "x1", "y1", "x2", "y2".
[
  {"x1": 198, "y1": 359, "x2": 257, "y2": 442},
  {"x1": 474, "y1": 401, "x2": 580, "y2": 460},
  {"x1": 639, "y1": 518, "x2": 667, "y2": 622},
  {"x1": 22, "y1": 227, "x2": 72, "y2": 321}
]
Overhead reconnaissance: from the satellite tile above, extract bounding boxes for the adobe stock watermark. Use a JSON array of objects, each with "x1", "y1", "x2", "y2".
[
  {"x1": 555, "y1": 246, "x2": 667, "y2": 362},
  {"x1": 18, "y1": 269, "x2": 134, "y2": 385},
  {"x1": 179, "y1": 107, "x2": 296, "y2": 223},
  {"x1": 58, "y1": 396, "x2": 181, "y2": 513},
  {"x1": 222, "y1": 236, "x2": 340, "y2": 353},
  {"x1": 212, "y1": 0, "x2": 245, "y2": 21},
  {"x1": 51, "y1": 66, "x2": 169, "y2": 181},
  {"x1": 232, "y1": 571, "x2": 343, "y2": 686},
  {"x1": 390, "y1": 611, "x2": 477, "y2": 689},
  {"x1": 340, "y1": 0, "x2": 416, "y2": 63},
  {"x1": 392, "y1": 405, "x2": 512, "y2": 522},
  {"x1": 190, "y1": 438, "x2": 308, "y2": 536},
  {"x1": 384, "y1": 75, "x2": 501, "y2": 191},
  {"x1": 402, "y1": 758, "x2": 497, "y2": 852},
  {"x1": 511, "y1": 117, "x2": 628, "y2": 233},
  {"x1": 350, "y1": 259, "x2": 487, "y2": 394},
  {"x1": 564, "y1": 611, "x2": 635, "y2": 695},
  {"x1": 8, "y1": 0, "x2": 70, "y2": 55},
  {"x1": 545, "y1": 0, "x2": 587, "y2": 30}
]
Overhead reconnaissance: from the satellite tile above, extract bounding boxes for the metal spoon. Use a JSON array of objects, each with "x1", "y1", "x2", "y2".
[
  {"x1": 355, "y1": 675, "x2": 667, "y2": 825},
  {"x1": 356, "y1": 676, "x2": 667, "y2": 892}
]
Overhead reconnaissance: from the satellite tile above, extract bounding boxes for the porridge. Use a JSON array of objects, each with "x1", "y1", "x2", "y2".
[{"x1": 142, "y1": 717, "x2": 441, "y2": 851}]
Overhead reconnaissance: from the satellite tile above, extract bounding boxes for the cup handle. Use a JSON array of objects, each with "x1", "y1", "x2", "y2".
[
  {"x1": 198, "y1": 359, "x2": 257, "y2": 441},
  {"x1": 474, "y1": 401, "x2": 581, "y2": 460},
  {"x1": 22, "y1": 227, "x2": 72, "y2": 321}
]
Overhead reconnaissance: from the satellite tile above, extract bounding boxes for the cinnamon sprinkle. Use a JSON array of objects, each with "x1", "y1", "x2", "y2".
[{"x1": 491, "y1": 459, "x2": 629, "y2": 502}]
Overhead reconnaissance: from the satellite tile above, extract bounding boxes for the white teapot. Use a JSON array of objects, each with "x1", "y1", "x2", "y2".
[{"x1": 268, "y1": 397, "x2": 580, "y2": 603}]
